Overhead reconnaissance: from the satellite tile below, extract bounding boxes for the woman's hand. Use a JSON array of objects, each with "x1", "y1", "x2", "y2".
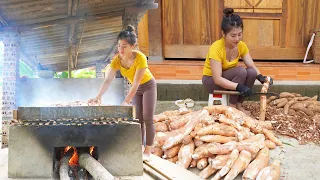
[
  {"x1": 257, "y1": 74, "x2": 274, "y2": 85},
  {"x1": 236, "y1": 84, "x2": 253, "y2": 97},
  {"x1": 88, "y1": 96, "x2": 101, "y2": 105},
  {"x1": 121, "y1": 101, "x2": 131, "y2": 106}
]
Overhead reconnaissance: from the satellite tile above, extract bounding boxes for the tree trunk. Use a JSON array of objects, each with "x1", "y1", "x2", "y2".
[{"x1": 79, "y1": 152, "x2": 115, "y2": 180}]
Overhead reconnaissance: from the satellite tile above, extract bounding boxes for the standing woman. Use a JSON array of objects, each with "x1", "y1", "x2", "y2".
[
  {"x1": 89, "y1": 25, "x2": 157, "y2": 161},
  {"x1": 202, "y1": 8, "x2": 273, "y2": 115}
]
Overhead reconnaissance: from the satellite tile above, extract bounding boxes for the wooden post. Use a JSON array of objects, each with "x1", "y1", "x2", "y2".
[
  {"x1": 68, "y1": 23, "x2": 75, "y2": 78},
  {"x1": 148, "y1": 0, "x2": 164, "y2": 60},
  {"x1": 122, "y1": 9, "x2": 140, "y2": 97},
  {"x1": 1, "y1": 28, "x2": 20, "y2": 148}
]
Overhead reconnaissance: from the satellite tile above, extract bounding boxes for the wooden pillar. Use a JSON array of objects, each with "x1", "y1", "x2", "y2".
[
  {"x1": 122, "y1": 10, "x2": 142, "y2": 97},
  {"x1": 1, "y1": 29, "x2": 20, "y2": 148},
  {"x1": 147, "y1": 0, "x2": 164, "y2": 60},
  {"x1": 121, "y1": 2, "x2": 158, "y2": 98}
]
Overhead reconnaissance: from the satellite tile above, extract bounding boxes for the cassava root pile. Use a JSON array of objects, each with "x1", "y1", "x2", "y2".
[
  {"x1": 244, "y1": 92, "x2": 320, "y2": 144},
  {"x1": 152, "y1": 106, "x2": 282, "y2": 180}
]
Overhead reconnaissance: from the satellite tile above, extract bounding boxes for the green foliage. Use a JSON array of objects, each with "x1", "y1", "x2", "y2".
[{"x1": 54, "y1": 69, "x2": 96, "y2": 78}]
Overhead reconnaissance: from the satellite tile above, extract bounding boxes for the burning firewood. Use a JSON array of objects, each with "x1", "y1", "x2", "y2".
[
  {"x1": 60, "y1": 150, "x2": 73, "y2": 180},
  {"x1": 79, "y1": 152, "x2": 116, "y2": 180}
]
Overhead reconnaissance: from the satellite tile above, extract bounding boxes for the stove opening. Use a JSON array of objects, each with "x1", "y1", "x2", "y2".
[{"x1": 53, "y1": 146, "x2": 98, "y2": 179}]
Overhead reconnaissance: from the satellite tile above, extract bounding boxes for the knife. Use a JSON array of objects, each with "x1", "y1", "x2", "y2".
[{"x1": 213, "y1": 90, "x2": 280, "y2": 98}]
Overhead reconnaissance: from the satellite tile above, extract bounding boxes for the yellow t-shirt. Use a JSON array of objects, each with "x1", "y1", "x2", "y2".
[
  {"x1": 110, "y1": 51, "x2": 153, "y2": 84},
  {"x1": 202, "y1": 37, "x2": 249, "y2": 76}
]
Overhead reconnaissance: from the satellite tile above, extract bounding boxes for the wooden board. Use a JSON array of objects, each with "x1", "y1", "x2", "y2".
[
  {"x1": 164, "y1": 44, "x2": 312, "y2": 60},
  {"x1": 144, "y1": 154, "x2": 202, "y2": 180}
]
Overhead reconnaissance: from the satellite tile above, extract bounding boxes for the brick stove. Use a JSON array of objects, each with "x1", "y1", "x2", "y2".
[{"x1": 8, "y1": 106, "x2": 143, "y2": 179}]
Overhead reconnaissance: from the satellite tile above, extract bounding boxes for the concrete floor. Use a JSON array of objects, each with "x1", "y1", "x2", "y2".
[{"x1": 0, "y1": 101, "x2": 319, "y2": 179}]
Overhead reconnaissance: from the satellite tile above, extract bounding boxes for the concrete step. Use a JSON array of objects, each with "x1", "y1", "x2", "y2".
[{"x1": 156, "y1": 81, "x2": 320, "y2": 101}]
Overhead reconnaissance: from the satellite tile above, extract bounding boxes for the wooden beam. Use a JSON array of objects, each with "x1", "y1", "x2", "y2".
[
  {"x1": 1, "y1": 10, "x2": 124, "y2": 32},
  {"x1": 237, "y1": 12, "x2": 282, "y2": 19},
  {"x1": 68, "y1": 0, "x2": 73, "y2": 17},
  {"x1": 68, "y1": 23, "x2": 75, "y2": 77},
  {"x1": 164, "y1": 44, "x2": 312, "y2": 60},
  {"x1": 280, "y1": 0, "x2": 287, "y2": 47},
  {"x1": 71, "y1": 0, "x2": 79, "y2": 16},
  {"x1": 74, "y1": 23, "x2": 84, "y2": 67},
  {"x1": 148, "y1": 0, "x2": 163, "y2": 60}
]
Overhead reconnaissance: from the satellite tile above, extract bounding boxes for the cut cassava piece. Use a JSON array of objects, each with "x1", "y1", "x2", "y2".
[
  {"x1": 243, "y1": 147, "x2": 270, "y2": 180},
  {"x1": 162, "y1": 110, "x2": 209, "y2": 150},
  {"x1": 256, "y1": 160, "x2": 281, "y2": 180},
  {"x1": 199, "y1": 161, "x2": 217, "y2": 179},
  {"x1": 176, "y1": 140, "x2": 195, "y2": 169},
  {"x1": 209, "y1": 154, "x2": 230, "y2": 169},
  {"x1": 195, "y1": 134, "x2": 237, "y2": 143},
  {"x1": 259, "y1": 76, "x2": 271, "y2": 121},
  {"x1": 224, "y1": 150, "x2": 252, "y2": 180},
  {"x1": 196, "y1": 157, "x2": 208, "y2": 170},
  {"x1": 218, "y1": 149, "x2": 240, "y2": 177},
  {"x1": 162, "y1": 144, "x2": 182, "y2": 159},
  {"x1": 191, "y1": 142, "x2": 219, "y2": 160},
  {"x1": 262, "y1": 129, "x2": 283, "y2": 146},
  {"x1": 196, "y1": 123, "x2": 238, "y2": 137}
]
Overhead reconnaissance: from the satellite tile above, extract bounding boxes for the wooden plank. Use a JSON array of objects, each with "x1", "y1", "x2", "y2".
[
  {"x1": 162, "y1": 0, "x2": 183, "y2": 45},
  {"x1": 225, "y1": 0, "x2": 282, "y2": 13},
  {"x1": 148, "y1": 0, "x2": 163, "y2": 58},
  {"x1": 138, "y1": 13, "x2": 149, "y2": 56},
  {"x1": 164, "y1": 44, "x2": 312, "y2": 60},
  {"x1": 302, "y1": 0, "x2": 320, "y2": 47},
  {"x1": 242, "y1": 19, "x2": 275, "y2": 46},
  {"x1": 237, "y1": 12, "x2": 282, "y2": 19},
  {"x1": 209, "y1": 0, "x2": 223, "y2": 42},
  {"x1": 280, "y1": 0, "x2": 287, "y2": 47},
  {"x1": 285, "y1": 0, "x2": 304, "y2": 47},
  {"x1": 224, "y1": 0, "x2": 253, "y2": 13},
  {"x1": 145, "y1": 154, "x2": 202, "y2": 180},
  {"x1": 273, "y1": 19, "x2": 280, "y2": 46},
  {"x1": 182, "y1": 0, "x2": 201, "y2": 45},
  {"x1": 199, "y1": 0, "x2": 210, "y2": 45}
]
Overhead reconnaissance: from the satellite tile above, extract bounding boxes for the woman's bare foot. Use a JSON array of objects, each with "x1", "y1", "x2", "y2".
[
  {"x1": 236, "y1": 103, "x2": 251, "y2": 116},
  {"x1": 143, "y1": 145, "x2": 152, "y2": 161}
]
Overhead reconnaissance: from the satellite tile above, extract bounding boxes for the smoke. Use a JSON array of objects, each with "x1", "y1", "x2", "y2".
[{"x1": 17, "y1": 78, "x2": 125, "y2": 107}]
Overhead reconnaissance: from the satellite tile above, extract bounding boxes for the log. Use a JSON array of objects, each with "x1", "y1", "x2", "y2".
[
  {"x1": 59, "y1": 150, "x2": 73, "y2": 180},
  {"x1": 79, "y1": 152, "x2": 116, "y2": 180},
  {"x1": 259, "y1": 77, "x2": 271, "y2": 121}
]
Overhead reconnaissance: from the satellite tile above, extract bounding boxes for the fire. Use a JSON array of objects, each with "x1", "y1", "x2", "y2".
[
  {"x1": 89, "y1": 146, "x2": 94, "y2": 155},
  {"x1": 64, "y1": 146, "x2": 79, "y2": 166}
]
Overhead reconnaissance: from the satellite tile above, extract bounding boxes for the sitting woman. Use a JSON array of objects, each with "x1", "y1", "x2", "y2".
[{"x1": 202, "y1": 8, "x2": 273, "y2": 115}]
